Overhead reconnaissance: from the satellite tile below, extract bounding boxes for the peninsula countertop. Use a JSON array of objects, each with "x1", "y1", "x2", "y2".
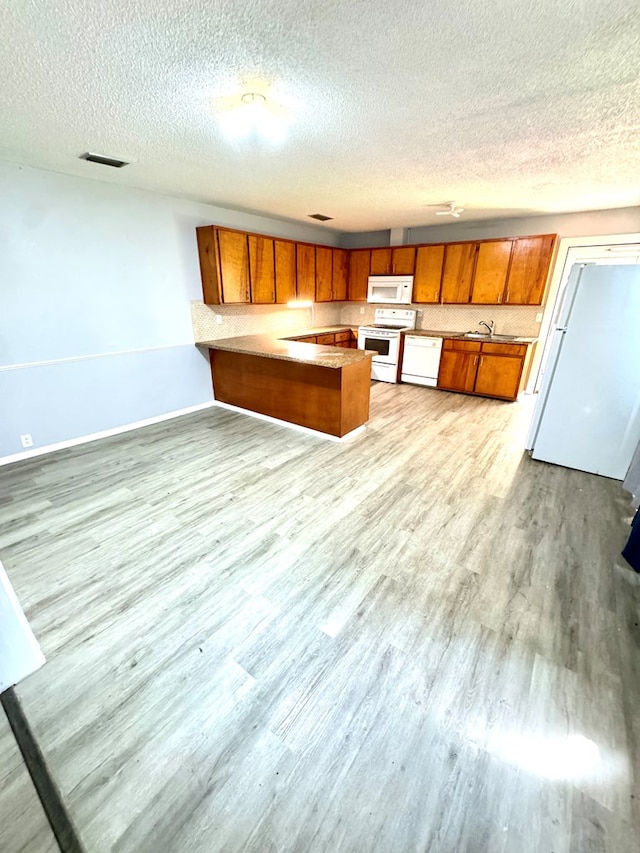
[{"x1": 198, "y1": 332, "x2": 373, "y2": 369}]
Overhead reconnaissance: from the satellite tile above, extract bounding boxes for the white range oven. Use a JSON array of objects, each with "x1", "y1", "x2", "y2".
[{"x1": 358, "y1": 308, "x2": 417, "y2": 383}]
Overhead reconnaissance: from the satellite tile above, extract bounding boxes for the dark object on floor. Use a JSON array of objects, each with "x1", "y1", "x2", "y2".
[
  {"x1": 0, "y1": 687, "x2": 86, "y2": 853},
  {"x1": 622, "y1": 509, "x2": 640, "y2": 573}
]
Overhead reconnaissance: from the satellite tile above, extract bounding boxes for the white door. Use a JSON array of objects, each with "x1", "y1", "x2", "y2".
[{"x1": 530, "y1": 264, "x2": 640, "y2": 479}]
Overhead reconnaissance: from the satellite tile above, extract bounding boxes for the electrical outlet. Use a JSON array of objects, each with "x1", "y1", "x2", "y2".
[
  {"x1": 535, "y1": 312, "x2": 543, "y2": 323},
  {"x1": 20, "y1": 434, "x2": 33, "y2": 448},
  {"x1": 216, "y1": 315, "x2": 223, "y2": 325},
  {"x1": 360, "y1": 307, "x2": 365, "y2": 314}
]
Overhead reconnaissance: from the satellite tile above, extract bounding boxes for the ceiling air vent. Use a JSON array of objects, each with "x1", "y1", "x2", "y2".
[
  {"x1": 308, "y1": 213, "x2": 333, "y2": 222},
  {"x1": 80, "y1": 152, "x2": 129, "y2": 168}
]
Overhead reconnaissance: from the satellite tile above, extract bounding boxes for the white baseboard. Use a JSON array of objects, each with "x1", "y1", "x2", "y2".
[
  {"x1": 212, "y1": 400, "x2": 366, "y2": 442},
  {"x1": 0, "y1": 401, "x2": 216, "y2": 467}
]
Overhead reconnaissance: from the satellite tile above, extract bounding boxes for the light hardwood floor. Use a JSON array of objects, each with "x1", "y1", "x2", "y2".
[{"x1": 1, "y1": 385, "x2": 639, "y2": 852}]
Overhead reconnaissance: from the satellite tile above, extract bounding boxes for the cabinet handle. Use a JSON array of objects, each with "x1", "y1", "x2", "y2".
[
  {"x1": 479, "y1": 356, "x2": 483, "y2": 366},
  {"x1": 474, "y1": 356, "x2": 479, "y2": 366},
  {"x1": 505, "y1": 289, "x2": 510, "y2": 301}
]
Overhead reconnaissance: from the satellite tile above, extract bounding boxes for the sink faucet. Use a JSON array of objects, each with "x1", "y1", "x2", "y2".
[{"x1": 478, "y1": 319, "x2": 495, "y2": 337}]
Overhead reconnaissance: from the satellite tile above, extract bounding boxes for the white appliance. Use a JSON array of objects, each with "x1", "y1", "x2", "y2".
[
  {"x1": 0, "y1": 559, "x2": 45, "y2": 692},
  {"x1": 358, "y1": 308, "x2": 416, "y2": 383},
  {"x1": 367, "y1": 275, "x2": 413, "y2": 304},
  {"x1": 401, "y1": 335, "x2": 443, "y2": 387},
  {"x1": 527, "y1": 263, "x2": 640, "y2": 479}
]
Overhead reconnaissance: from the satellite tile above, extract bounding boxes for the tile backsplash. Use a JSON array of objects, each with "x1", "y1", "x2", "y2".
[
  {"x1": 192, "y1": 300, "x2": 541, "y2": 341},
  {"x1": 191, "y1": 301, "x2": 342, "y2": 342},
  {"x1": 339, "y1": 303, "x2": 541, "y2": 336}
]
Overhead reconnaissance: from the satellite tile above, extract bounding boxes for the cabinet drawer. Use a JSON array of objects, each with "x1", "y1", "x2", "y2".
[
  {"x1": 315, "y1": 333, "x2": 336, "y2": 345},
  {"x1": 296, "y1": 335, "x2": 317, "y2": 343},
  {"x1": 443, "y1": 338, "x2": 482, "y2": 352},
  {"x1": 334, "y1": 330, "x2": 351, "y2": 343},
  {"x1": 481, "y1": 342, "x2": 527, "y2": 356}
]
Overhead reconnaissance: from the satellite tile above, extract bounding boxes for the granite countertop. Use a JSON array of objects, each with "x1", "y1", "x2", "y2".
[
  {"x1": 281, "y1": 325, "x2": 357, "y2": 338},
  {"x1": 404, "y1": 329, "x2": 538, "y2": 344},
  {"x1": 198, "y1": 333, "x2": 373, "y2": 369}
]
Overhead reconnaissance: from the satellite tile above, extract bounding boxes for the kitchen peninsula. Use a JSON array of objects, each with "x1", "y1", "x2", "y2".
[{"x1": 199, "y1": 331, "x2": 373, "y2": 438}]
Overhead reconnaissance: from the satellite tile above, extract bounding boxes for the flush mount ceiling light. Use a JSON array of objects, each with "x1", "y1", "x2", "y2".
[
  {"x1": 214, "y1": 82, "x2": 292, "y2": 143},
  {"x1": 427, "y1": 201, "x2": 465, "y2": 218}
]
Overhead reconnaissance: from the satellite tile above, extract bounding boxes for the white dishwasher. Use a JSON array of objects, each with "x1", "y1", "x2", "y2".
[{"x1": 401, "y1": 335, "x2": 443, "y2": 387}]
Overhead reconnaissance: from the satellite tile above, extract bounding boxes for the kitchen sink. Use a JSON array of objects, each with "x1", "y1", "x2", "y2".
[{"x1": 463, "y1": 332, "x2": 518, "y2": 341}]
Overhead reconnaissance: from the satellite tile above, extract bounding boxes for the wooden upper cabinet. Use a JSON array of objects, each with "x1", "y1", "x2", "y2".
[
  {"x1": 392, "y1": 246, "x2": 416, "y2": 274},
  {"x1": 248, "y1": 235, "x2": 275, "y2": 303},
  {"x1": 274, "y1": 240, "x2": 296, "y2": 304},
  {"x1": 370, "y1": 248, "x2": 392, "y2": 275},
  {"x1": 296, "y1": 244, "x2": 316, "y2": 301},
  {"x1": 440, "y1": 243, "x2": 477, "y2": 303},
  {"x1": 332, "y1": 248, "x2": 348, "y2": 301},
  {"x1": 196, "y1": 226, "x2": 222, "y2": 304},
  {"x1": 370, "y1": 246, "x2": 416, "y2": 275},
  {"x1": 217, "y1": 229, "x2": 251, "y2": 303},
  {"x1": 505, "y1": 235, "x2": 557, "y2": 305},
  {"x1": 348, "y1": 249, "x2": 371, "y2": 301},
  {"x1": 413, "y1": 245, "x2": 444, "y2": 303},
  {"x1": 471, "y1": 240, "x2": 513, "y2": 304},
  {"x1": 315, "y1": 246, "x2": 333, "y2": 302}
]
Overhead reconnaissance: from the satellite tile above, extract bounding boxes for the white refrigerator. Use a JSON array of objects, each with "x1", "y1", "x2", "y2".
[{"x1": 527, "y1": 263, "x2": 640, "y2": 480}]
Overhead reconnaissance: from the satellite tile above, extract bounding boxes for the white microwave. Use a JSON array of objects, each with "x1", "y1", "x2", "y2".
[{"x1": 367, "y1": 275, "x2": 413, "y2": 304}]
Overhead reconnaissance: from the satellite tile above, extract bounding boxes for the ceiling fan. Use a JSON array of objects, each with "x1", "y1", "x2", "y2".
[{"x1": 429, "y1": 201, "x2": 465, "y2": 218}]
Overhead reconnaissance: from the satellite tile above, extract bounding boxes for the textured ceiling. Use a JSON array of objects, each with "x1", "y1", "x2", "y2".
[{"x1": 1, "y1": 0, "x2": 640, "y2": 231}]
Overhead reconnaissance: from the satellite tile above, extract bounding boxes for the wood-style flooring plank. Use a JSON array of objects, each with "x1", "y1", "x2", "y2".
[{"x1": 0, "y1": 385, "x2": 639, "y2": 851}]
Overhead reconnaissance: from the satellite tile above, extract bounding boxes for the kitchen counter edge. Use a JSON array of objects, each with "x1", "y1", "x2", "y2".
[{"x1": 197, "y1": 332, "x2": 373, "y2": 369}]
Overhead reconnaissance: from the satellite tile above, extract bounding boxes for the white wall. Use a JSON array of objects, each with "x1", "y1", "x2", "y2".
[
  {"x1": 0, "y1": 162, "x2": 340, "y2": 461},
  {"x1": 341, "y1": 206, "x2": 640, "y2": 247}
]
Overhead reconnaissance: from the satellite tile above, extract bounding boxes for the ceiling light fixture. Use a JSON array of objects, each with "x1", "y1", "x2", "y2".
[{"x1": 216, "y1": 86, "x2": 292, "y2": 143}]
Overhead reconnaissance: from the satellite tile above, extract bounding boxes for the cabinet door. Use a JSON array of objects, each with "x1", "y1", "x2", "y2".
[
  {"x1": 413, "y1": 245, "x2": 444, "y2": 302},
  {"x1": 217, "y1": 229, "x2": 251, "y2": 303},
  {"x1": 196, "y1": 226, "x2": 222, "y2": 304},
  {"x1": 370, "y1": 248, "x2": 392, "y2": 275},
  {"x1": 248, "y1": 235, "x2": 275, "y2": 303},
  {"x1": 315, "y1": 246, "x2": 333, "y2": 302},
  {"x1": 332, "y1": 249, "x2": 348, "y2": 301},
  {"x1": 296, "y1": 244, "x2": 316, "y2": 301},
  {"x1": 348, "y1": 250, "x2": 371, "y2": 301},
  {"x1": 437, "y1": 349, "x2": 479, "y2": 393},
  {"x1": 392, "y1": 246, "x2": 416, "y2": 275},
  {"x1": 471, "y1": 240, "x2": 513, "y2": 304},
  {"x1": 440, "y1": 243, "x2": 477, "y2": 303},
  {"x1": 274, "y1": 240, "x2": 296, "y2": 304},
  {"x1": 505, "y1": 235, "x2": 556, "y2": 305},
  {"x1": 474, "y1": 354, "x2": 524, "y2": 400}
]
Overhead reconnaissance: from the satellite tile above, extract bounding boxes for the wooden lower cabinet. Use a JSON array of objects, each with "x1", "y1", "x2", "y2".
[
  {"x1": 474, "y1": 354, "x2": 524, "y2": 399},
  {"x1": 437, "y1": 339, "x2": 528, "y2": 401},
  {"x1": 437, "y1": 347, "x2": 480, "y2": 394}
]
